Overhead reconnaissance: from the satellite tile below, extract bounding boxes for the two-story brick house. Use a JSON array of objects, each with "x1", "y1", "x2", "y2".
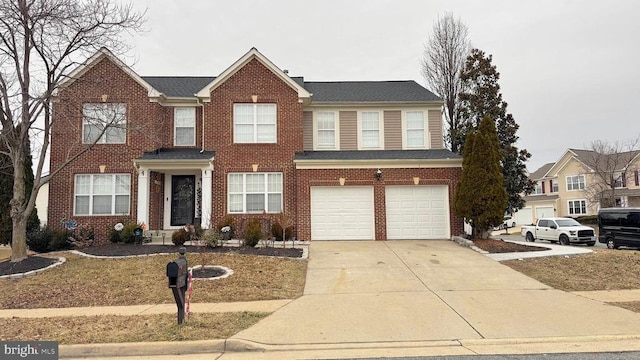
[
  {"x1": 49, "y1": 48, "x2": 463, "y2": 242},
  {"x1": 516, "y1": 148, "x2": 640, "y2": 225}
]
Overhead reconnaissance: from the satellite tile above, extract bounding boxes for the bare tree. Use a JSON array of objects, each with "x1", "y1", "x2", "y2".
[
  {"x1": 421, "y1": 13, "x2": 471, "y2": 153},
  {"x1": 0, "y1": 0, "x2": 145, "y2": 262},
  {"x1": 578, "y1": 138, "x2": 640, "y2": 209}
]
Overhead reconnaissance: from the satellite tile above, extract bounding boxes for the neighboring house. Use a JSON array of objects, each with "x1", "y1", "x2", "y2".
[
  {"x1": 49, "y1": 47, "x2": 463, "y2": 242},
  {"x1": 35, "y1": 177, "x2": 49, "y2": 226},
  {"x1": 518, "y1": 148, "x2": 640, "y2": 225}
]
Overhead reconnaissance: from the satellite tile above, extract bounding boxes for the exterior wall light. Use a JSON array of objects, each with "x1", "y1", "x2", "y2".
[{"x1": 375, "y1": 168, "x2": 383, "y2": 181}]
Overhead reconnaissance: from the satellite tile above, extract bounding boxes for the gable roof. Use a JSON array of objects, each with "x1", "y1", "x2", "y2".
[
  {"x1": 143, "y1": 77, "x2": 215, "y2": 98},
  {"x1": 529, "y1": 162, "x2": 555, "y2": 180},
  {"x1": 303, "y1": 81, "x2": 440, "y2": 103},
  {"x1": 570, "y1": 148, "x2": 640, "y2": 172}
]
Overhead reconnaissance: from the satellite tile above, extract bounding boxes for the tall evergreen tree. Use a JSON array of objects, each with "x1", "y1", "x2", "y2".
[
  {"x1": 454, "y1": 116, "x2": 507, "y2": 237},
  {"x1": 457, "y1": 49, "x2": 535, "y2": 214}
]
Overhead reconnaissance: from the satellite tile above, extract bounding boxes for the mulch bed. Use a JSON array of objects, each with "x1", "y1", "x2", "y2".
[
  {"x1": 192, "y1": 267, "x2": 227, "y2": 279},
  {"x1": 473, "y1": 238, "x2": 549, "y2": 253},
  {"x1": 0, "y1": 256, "x2": 58, "y2": 276}
]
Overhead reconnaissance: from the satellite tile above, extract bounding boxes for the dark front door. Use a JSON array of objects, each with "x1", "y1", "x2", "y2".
[{"x1": 171, "y1": 175, "x2": 195, "y2": 226}]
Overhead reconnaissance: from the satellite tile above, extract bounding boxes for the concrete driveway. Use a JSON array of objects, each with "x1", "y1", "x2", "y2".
[{"x1": 232, "y1": 240, "x2": 640, "y2": 348}]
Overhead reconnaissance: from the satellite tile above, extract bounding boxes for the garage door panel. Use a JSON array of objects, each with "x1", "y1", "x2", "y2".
[
  {"x1": 311, "y1": 187, "x2": 374, "y2": 241},
  {"x1": 386, "y1": 185, "x2": 450, "y2": 240}
]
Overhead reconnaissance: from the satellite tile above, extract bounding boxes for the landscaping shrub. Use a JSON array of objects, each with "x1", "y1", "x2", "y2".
[
  {"x1": 172, "y1": 229, "x2": 189, "y2": 246},
  {"x1": 50, "y1": 229, "x2": 74, "y2": 251},
  {"x1": 26, "y1": 226, "x2": 54, "y2": 253},
  {"x1": 271, "y1": 220, "x2": 292, "y2": 241},
  {"x1": 243, "y1": 219, "x2": 262, "y2": 247},
  {"x1": 109, "y1": 228, "x2": 122, "y2": 243},
  {"x1": 120, "y1": 222, "x2": 140, "y2": 244},
  {"x1": 576, "y1": 215, "x2": 598, "y2": 225},
  {"x1": 216, "y1": 215, "x2": 236, "y2": 239}
]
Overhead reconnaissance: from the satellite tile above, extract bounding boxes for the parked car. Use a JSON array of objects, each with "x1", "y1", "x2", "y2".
[
  {"x1": 494, "y1": 216, "x2": 516, "y2": 230},
  {"x1": 521, "y1": 217, "x2": 596, "y2": 246},
  {"x1": 598, "y1": 208, "x2": 640, "y2": 249}
]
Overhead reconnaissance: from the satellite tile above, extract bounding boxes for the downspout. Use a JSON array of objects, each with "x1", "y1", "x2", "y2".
[{"x1": 198, "y1": 98, "x2": 205, "y2": 152}]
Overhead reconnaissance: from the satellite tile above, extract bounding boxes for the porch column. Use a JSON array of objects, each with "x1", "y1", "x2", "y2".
[
  {"x1": 201, "y1": 167, "x2": 213, "y2": 229},
  {"x1": 137, "y1": 167, "x2": 150, "y2": 226}
]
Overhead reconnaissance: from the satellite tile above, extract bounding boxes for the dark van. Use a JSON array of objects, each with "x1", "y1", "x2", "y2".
[{"x1": 598, "y1": 208, "x2": 640, "y2": 249}]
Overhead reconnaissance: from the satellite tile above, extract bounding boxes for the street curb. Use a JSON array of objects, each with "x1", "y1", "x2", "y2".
[{"x1": 58, "y1": 335, "x2": 640, "y2": 358}]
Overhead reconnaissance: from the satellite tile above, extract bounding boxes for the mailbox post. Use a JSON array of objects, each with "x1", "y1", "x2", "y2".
[{"x1": 166, "y1": 246, "x2": 188, "y2": 324}]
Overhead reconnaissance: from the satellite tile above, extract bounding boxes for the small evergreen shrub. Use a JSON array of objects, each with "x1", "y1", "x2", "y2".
[
  {"x1": 50, "y1": 229, "x2": 74, "y2": 251},
  {"x1": 27, "y1": 226, "x2": 54, "y2": 253},
  {"x1": 120, "y1": 222, "x2": 140, "y2": 244},
  {"x1": 109, "y1": 228, "x2": 122, "y2": 243},
  {"x1": 172, "y1": 229, "x2": 189, "y2": 246},
  {"x1": 271, "y1": 220, "x2": 293, "y2": 241},
  {"x1": 243, "y1": 219, "x2": 262, "y2": 247},
  {"x1": 216, "y1": 215, "x2": 236, "y2": 239}
]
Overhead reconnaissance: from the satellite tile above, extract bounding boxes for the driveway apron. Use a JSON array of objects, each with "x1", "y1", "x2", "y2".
[{"x1": 232, "y1": 240, "x2": 640, "y2": 346}]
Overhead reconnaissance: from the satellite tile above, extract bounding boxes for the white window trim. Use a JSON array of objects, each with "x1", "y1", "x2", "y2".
[
  {"x1": 401, "y1": 110, "x2": 430, "y2": 150},
  {"x1": 566, "y1": 175, "x2": 586, "y2": 191},
  {"x1": 567, "y1": 199, "x2": 588, "y2": 215},
  {"x1": 357, "y1": 110, "x2": 384, "y2": 150},
  {"x1": 174, "y1": 107, "x2": 196, "y2": 146},
  {"x1": 227, "y1": 172, "x2": 283, "y2": 214},
  {"x1": 313, "y1": 111, "x2": 339, "y2": 150},
  {"x1": 74, "y1": 174, "x2": 131, "y2": 216},
  {"x1": 613, "y1": 171, "x2": 625, "y2": 189},
  {"x1": 551, "y1": 179, "x2": 559, "y2": 193},
  {"x1": 233, "y1": 103, "x2": 277, "y2": 144},
  {"x1": 532, "y1": 182, "x2": 544, "y2": 195},
  {"x1": 82, "y1": 103, "x2": 127, "y2": 144}
]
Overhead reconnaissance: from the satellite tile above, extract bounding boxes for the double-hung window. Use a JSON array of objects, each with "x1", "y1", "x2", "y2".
[
  {"x1": 568, "y1": 199, "x2": 587, "y2": 215},
  {"x1": 360, "y1": 111, "x2": 381, "y2": 148},
  {"x1": 566, "y1": 175, "x2": 585, "y2": 191},
  {"x1": 316, "y1": 112, "x2": 337, "y2": 149},
  {"x1": 228, "y1": 173, "x2": 282, "y2": 213},
  {"x1": 532, "y1": 182, "x2": 544, "y2": 195},
  {"x1": 405, "y1": 111, "x2": 425, "y2": 148},
  {"x1": 233, "y1": 104, "x2": 276, "y2": 143},
  {"x1": 74, "y1": 174, "x2": 130, "y2": 215},
  {"x1": 174, "y1": 107, "x2": 196, "y2": 146},
  {"x1": 82, "y1": 103, "x2": 126, "y2": 144}
]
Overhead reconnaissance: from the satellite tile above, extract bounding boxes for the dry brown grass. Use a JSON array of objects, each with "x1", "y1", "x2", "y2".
[
  {"x1": 0, "y1": 312, "x2": 268, "y2": 344},
  {"x1": 0, "y1": 253, "x2": 307, "y2": 309},
  {"x1": 503, "y1": 248, "x2": 640, "y2": 291}
]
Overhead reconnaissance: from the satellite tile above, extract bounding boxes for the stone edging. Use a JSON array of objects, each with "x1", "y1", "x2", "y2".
[
  {"x1": 189, "y1": 265, "x2": 234, "y2": 280},
  {"x1": 69, "y1": 246, "x2": 309, "y2": 260},
  {"x1": 451, "y1": 236, "x2": 489, "y2": 254},
  {"x1": 0, "y1": 257, "x2": 66, "y2": 280}
]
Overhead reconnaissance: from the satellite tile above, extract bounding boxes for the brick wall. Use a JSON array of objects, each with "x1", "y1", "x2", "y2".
[{"x1": 296, "y1": 167, "x2": 464, "y2": 241}]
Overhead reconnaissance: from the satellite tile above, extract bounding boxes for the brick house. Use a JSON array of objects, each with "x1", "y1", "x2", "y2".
[{"x1": 49, "y1": 47, "x2": 463, "y2": 241}]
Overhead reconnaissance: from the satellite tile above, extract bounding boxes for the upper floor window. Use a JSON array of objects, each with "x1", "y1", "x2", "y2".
[
  {"x1": 532, "y1": 182, "x2": 544, "y2": 195},
  {"x1": 227, "y1": 172, "x2": 282, "y2": 213},
  {"x1": 82, "y1": 103, "x2": 126, "y2": 144},
  {"x1": 315, "y1": 111, "x2": 337, "y2": 149},
  {"x1": 566, "y1": 175, "x2": 585, "y2": 191},
  {"x1": 174, "y1": 107, "x2": 196, "y2": 146},
  {"x1": 613, "y1": 171, "x2": 626, "y2": 188},
  {"x1": 404, "y1": 111, "x2": 426, "y2": 149},
  {"x1": 74, "y1": 174, "x2": 130, "y2": 215},
  {"x1": 359, "y1": 111, "x2": 382, "y2": 149},
  {"x1": 551, "y1": 179, "x2": 559, "y2": 193},
  {"x1": 233, "y1": 104, "x2": 276, "y2": 143},
  {"x1": 568, "y1": 199, "x2": 587, "y2": 215}
]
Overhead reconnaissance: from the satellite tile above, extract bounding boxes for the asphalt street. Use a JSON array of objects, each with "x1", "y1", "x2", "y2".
[{"x1": 336, "y1": 351, "x2": 640, "y2": 360}]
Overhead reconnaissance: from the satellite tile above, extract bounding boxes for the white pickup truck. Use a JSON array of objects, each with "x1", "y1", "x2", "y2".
[{"x1": 520, "y1": 217, "x2": 596, "y2": 246}]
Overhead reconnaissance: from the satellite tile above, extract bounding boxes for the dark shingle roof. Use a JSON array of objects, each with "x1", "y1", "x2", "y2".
[
  {"x1": 303, "y1": 81, "x2": 441, "y2": 103},
  {"x1": 137, "y1": 148, "x2": 215, "y2": 161},
  {"x1": 142, "y1": 76, "x2": 215, "y2": 97},
  {"x1": 529, "y1": 162, "x2": 555, "y2": 180},
  {"x1": 295, "y1": 149, "x2": 460, "y2": 161}
]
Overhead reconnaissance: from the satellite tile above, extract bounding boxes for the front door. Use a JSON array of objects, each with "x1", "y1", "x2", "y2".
[{"x1": 171, "y1": 175, "x2": 195, "y2": 226}]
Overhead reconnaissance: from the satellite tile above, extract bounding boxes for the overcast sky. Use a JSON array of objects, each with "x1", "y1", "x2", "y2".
[{"x1": 124, "y1": 0, "x2": 640, "y2": 172}]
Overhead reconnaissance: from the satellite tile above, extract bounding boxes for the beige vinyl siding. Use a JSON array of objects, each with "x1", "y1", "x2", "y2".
[
  {"x1": 303, "y1": 111, "x2": 313, "y2": 151},
  {"x1": 340, "y1": 111, "x2": 357, "y2": 150},
  {"x1": 428, "y1": 110, "x2": 443, "y2": 149},
  {"x1": 384, "y1": 110, "x2": 402, "y2": 150}
]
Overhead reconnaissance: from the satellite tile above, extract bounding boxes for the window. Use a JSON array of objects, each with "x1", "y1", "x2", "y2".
[
  {"x1": 74, "y1": 174, "x2": 130, "y2": 215},
  {"x1": 551, "y1": 179, "x2": 559, "y2": 193},
  {"x1": 405, "y1": 111, "x2": 425, "y2": 148},
  {"x1": 316, "y1": 112, "x2": 337, "y2": 149},
  {"x1": 360, "y1": 111, "x2": 381, "y2": 148},
  {"x1": 566, "y1": 175, "x2": 585, "y2": 191},
  {"x1": 532, "y1": 182, "x2": 544, "y2": 195},
  {"x1": 568, "y1": 199, "x2": 587, "y2": 215},
  {"x1": 174, "y1": 107, "x2": 196, "y2": 146},
  {"x1": 82, "y1": 103, "x2": 126, "y2": 144},
  {"x1": 613, "y1": 171, "x2": 626, "y2": 188},
  {"x1": 233, "y1": 104, "x2": 276, "y2": 143},
  {"x1": 228, "y1": 173, "x2": 282, "y2": 213}
]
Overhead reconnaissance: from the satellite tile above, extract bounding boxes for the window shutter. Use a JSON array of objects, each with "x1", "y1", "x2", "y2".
[
  {"x1": 542, "y1": 181, "x2": 546, "y2": 194},
  {"x1": 549, "y1": 179, "x2": 553, "y2": 192},
  {"x1": 622, "y1": 173, "x2": 627, "y2": 187},
  {"x1": 635, "y1": 170, "x2": 639, "y2": 186}
]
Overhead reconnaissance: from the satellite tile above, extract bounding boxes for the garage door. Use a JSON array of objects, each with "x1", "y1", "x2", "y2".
[
  {"x1": 311, "y1": 186, "x2": 374, "y2": 240},
  {"x1": 514, "y1": 207, "x2": 533, "y2": 225},
  {"x1": 536, "y1": 206, "x2": 555, "y2": 219},
  {"x1": 385, "y1": 185, "x2": 449, "y2": 240}
]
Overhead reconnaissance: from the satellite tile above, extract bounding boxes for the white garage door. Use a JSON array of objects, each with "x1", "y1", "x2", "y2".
[
  {"x1": 311, "y1": 186, "x2": 374, "y2": 240},
  {"x1": 514, "y1": 207, "x2": 533, "y2": 225},
  {"x1": 385, "y1": 185, "x2": 449, "y2": 240},
  {"x1": 536, "y1": 206, "x2": 555, "y2": 219}
]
